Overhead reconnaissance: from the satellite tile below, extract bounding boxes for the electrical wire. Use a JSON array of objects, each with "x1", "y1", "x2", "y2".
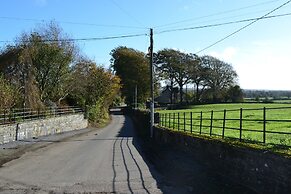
[
  {"x1": 156, "y1": 8, "x2": 274, "y2": 31},
  {"x1": 110, "y1": 0, "x2": 146, "y2": 28},
  {"x1": 0, "y1": 16, "x2": 147, "y2": 30},
  {"x1": 156, "y1": 12, "x2": 291, "y2": 34},
  {"x1": 154, "y1": 0, "x2": 282, "y2": 29},
  {"x1": 195, "y1": 0, "x2": 291, "y2": 54},
  {"x1": 0, "y1": 33, "x2": 147, "y2": 43}
]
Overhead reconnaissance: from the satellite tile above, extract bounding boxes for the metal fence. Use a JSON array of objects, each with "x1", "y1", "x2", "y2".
[
  {"x1": 0, "y1": 106, "x2": 84, "y2": 126},
  {"x1": 158, "y1": 107, "x2": 291, "y2": 146}
]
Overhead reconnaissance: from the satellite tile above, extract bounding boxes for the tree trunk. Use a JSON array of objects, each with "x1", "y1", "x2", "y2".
[
  {"x1": 179, "y1": 84, "x2": 183, "y2": 103},
  {"x1": 196, "y1": 83, "x2": 199, "y2": 103},
  {"x1": 170, "y1": 80, "x2": 173, "y2": 104}
]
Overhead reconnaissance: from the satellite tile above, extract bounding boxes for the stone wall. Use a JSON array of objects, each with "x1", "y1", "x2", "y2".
[
  {"x1": 153, "y1": 126, "x2": 291, "y2": 194},
  {"x1": 0, "y1": 114, "x2": 88, "y2": 144}
]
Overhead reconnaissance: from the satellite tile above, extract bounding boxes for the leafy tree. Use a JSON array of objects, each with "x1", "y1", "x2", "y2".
[
  {"x1": 186, "y1": 54, "x2": 208, "y2": 103},
  {"x1": 110, "y1": 46, "x2": 150, "y2": 105},
  {"x1": 155, "y1": 49, "x2": 192, "y2": 103},
  {"x1": 0, "y1": 75, "x2": 19, "y2": 109},
  {"x1": 69, "y1": 58, "x2": 120, "y2": 124},
  {"x1": 0, "y1": 44, "x2": 43, "y2": 109},
  {"x1": 23, "y1": 22, "x2": 76, "y2": 104},
  {"x1": 0, "y1": 22, "x2": 77, "y2": 107},
  {"x1": 200, "y1": 55, "x2": 238, "y2": 102},
  {"x1": 227, "y1": 85, "x2": 243, "y2": 102}
]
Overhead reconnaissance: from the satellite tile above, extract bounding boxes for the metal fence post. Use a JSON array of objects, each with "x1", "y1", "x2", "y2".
[
  {"x1": 263, "y1": 107, "x2": 266, "y2": 143},
  {"x1": 178, "y1": 112, "x2": 180, "y2": 131},
  {"x1": 210, "y1": 110, "x2": 213, "y2": 136},
  {"x1": 183, "y1": 112, "x2": 186, "y2": 132},
  {"x1": 173, "y1": 113, "x2": 175, "y2": 130},
  {"x1": 165, "y1": 113, "x2": 167, "y2": 128},
  {"x1": 199, "y1": 111, "x2": 202, "y2": 134},
  {"x1": 9, "y1": 108, "x2": 12, "y2": 123},
  {"x1": 15, "y1": 123, "x2": 19, "y2": 141},
  {"x1": 3, "y1": 109, "x2": 6, "y2": 124},
  {"x1": 13, "y1": 108, "x2": 16, "y2": 123},
  {"x1": 190, "y1": 112, "x2": 193, "y2": 134},
  {"x1": 239, "y1": 108, "x2": 243, "y2": 141},
  {"x1": 222, "y1": 109, "x2": 226, "y2": 138},
  {"x1": 22, "y1": 107, "x2": 25, "y2": 121},
  {"x1": 169, "y1": 113, "x2": 171, "y2": 128}
]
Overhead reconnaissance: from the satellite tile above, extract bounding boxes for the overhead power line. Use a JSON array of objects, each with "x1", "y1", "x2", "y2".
[
  {"x1": 154, "y1": 0, "x2": 282, "y2": 28},
  {"x1": 156, "y1": 8, "x2": 276, "y2": 31},
  {"x1": 0, "y1": 33, "x2": 147, "y2": 43},
  {"x1": 110, "y1": 0, "x2": 146, "y2": 28},
  {"x1": 195, "y1": 0, "x2": 291, "y2": 54},
  {"x1": 0, "y1": 16, "x2": 147, "y2": 30},
  {"x1": 156, "y1": 12, "x2": 291, "y2": 34}
]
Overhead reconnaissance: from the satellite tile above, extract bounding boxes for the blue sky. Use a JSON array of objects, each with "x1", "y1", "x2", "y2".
[{"x1": 1, "y1": 0, "x2": 291, "y2": 90}]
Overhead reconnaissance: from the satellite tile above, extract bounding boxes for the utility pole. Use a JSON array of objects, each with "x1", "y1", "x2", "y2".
[{"x1": 149, "y1": 28, "x2": 154, "y2": 138}]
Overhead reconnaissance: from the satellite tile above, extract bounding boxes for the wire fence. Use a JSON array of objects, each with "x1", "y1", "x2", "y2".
[
  {"x1": 0, "y1": 106, "x2": 84, "y2": 126},
  {"x1": 158, "y1": 107, "x2": 291, "y2": 147}
]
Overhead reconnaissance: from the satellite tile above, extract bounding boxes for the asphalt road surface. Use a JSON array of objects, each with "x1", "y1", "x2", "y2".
[{"x1": 0, "y1": 109, "x2": 162, "y2": 193}]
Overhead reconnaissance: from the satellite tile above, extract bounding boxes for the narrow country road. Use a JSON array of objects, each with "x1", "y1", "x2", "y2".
[{"x1": 0, "y1": 109, "x2": 162, "y2": 193}]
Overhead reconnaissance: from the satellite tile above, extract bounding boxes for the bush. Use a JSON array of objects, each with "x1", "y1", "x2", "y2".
[{"x1": 88, "y1": 100, "x2": 110, "y2": 126}]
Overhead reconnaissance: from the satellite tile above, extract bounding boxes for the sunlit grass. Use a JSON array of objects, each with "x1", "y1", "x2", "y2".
[{"x1": 158, "y1": 103, "x2": 291, "y2": 146}]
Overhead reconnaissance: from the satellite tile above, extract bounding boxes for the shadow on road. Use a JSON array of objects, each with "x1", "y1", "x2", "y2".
[
  {"x1": 111, "y1": 109, "x2": 152, "y2": 194},
  {"x1": 113, "y1": 109, "x2": 258, "y2": 194}
]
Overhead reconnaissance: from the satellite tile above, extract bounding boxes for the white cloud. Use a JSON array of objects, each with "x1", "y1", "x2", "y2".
[
  {"x1": 224, "y1": 40, "x2": 291, "y2": 90},
  {"x1": 209, "y1": 47, "x2": 238, "y2": 62},
  {"x1": 205, "y1": 40, "x2": 291, "y2": 90}
]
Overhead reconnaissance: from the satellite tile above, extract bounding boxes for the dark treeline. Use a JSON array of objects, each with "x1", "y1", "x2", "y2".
[
  {"x1": 243, "y1": 90, "x2": 291, "y2": 99},
  {"x1": 0, "y1": 22, "x2": 120, "y2": 125}
]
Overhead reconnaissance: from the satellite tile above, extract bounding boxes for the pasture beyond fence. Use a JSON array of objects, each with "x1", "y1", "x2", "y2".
[
  {"x1": 0, "y1": 106, "x2": 84, "y2": 126},
  {"x1": 158, "y1": 106, "x2": 291, "y2": 147}
]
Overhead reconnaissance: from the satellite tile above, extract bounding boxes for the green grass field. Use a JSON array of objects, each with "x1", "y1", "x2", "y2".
[{"x1": 158, "y1": 103, "x2": 291, "y2": 147}]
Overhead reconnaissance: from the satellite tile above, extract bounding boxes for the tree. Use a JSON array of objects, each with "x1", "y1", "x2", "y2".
[
  {"x1": 24, "y1": 22, "x2": 76, "y2": 104},
  {"x1": 227, "y1": 85, "x2": 243, "y2": 102},
  {"x1": 0, "y1": 75, "x2": 19, "y2": 109},
  {"x1": 155, "y1": 49, "x2": 192, "y2": 103},
  {"x1": 201, "y1": 55, "x2": 238, "y2": 102},
  {"x1": 110, "y1": 46, "x2": 150, "y2": 105},
  {"x1": 186, "y1": 54, "x2": 208, "y2": 103},
  {"x1": 69, "y1": 58, "x2": 120, "y2": 124},
  {"x1": 0, "y1": 21, "x2": 77, "y2": 107}
]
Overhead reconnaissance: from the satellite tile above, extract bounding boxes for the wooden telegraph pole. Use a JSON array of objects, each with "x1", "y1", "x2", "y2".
[{"x1": 149, "y1": 28, "x2": 154, "y2": 138}]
